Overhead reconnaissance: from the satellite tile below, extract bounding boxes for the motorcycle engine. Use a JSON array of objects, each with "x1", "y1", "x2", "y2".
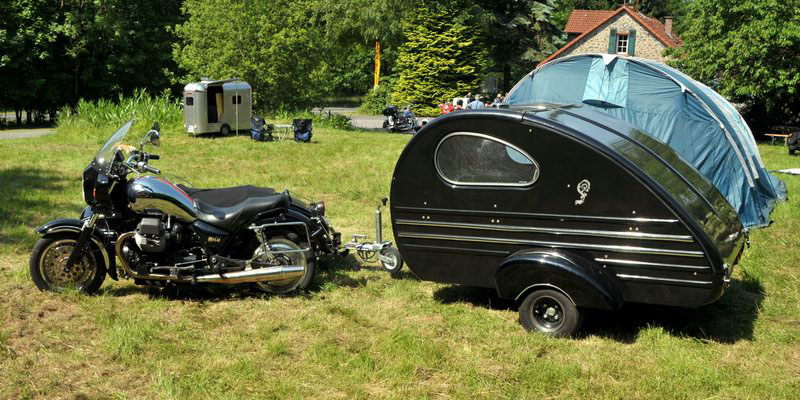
[{"x1": 134, "y1": 218, "x2": 167, "y2": 252}]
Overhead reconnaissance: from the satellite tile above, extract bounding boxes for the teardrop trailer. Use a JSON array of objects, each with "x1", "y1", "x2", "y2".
[{"x1": 388, "y1": 105, "x2": 747, "y2": 336}]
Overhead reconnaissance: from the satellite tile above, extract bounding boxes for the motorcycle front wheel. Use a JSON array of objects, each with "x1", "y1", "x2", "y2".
[
  {"x1": 252, "y1": 234, "x2": 315, "y2": 295},
  {"x1": 29, "y1": 233, "x2": 106, "y2": 294}
]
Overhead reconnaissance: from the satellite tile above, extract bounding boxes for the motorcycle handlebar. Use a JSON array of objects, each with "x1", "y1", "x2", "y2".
[
  {"x1": 143, "y1": 164, "x2": 160, "y2": 174},
  {"x1": 148, "y1": 154, "x2": 160, "y2": 160}
]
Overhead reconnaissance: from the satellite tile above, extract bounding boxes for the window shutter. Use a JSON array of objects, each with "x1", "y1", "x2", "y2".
[
  {"x1": 628, "y1": 29, "x2": 637, "y2": 56},
  {"x1": 608, "y1": 28, "x2": 617, "y2": 53}
]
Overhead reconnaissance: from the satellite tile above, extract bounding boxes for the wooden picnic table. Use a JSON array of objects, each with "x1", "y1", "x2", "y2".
[{"x1": 767, "y1": 126, "x2": 799, "y2": 145}]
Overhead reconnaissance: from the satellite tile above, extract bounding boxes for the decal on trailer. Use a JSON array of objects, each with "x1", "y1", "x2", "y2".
[{"x1": 575, "y1": 179, "x2": 591, "y2": 205}]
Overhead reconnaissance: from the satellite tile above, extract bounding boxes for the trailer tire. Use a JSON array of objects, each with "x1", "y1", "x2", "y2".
[
  {"x1": 519, "y1": 289, "x2": 583, "y2": 337},
  {"x1": 378, "y1": 246, "x2": 403, "y2": 277},
  {"x1": 220, "y1": 124, "x2": 231, "y2": 136}
]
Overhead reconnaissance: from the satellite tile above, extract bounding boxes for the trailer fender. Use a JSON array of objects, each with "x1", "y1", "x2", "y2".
[
  {"x1": 35, "y1": 218, "x2": 116, "y2": 280},
  {"x1": 495, "y1": 250, "x2": 623, "y2": 310}
]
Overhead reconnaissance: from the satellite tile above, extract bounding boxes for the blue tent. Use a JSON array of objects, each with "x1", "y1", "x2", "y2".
[{"x1": 506, "y1": 54, "x2": 786, "y2": 228}]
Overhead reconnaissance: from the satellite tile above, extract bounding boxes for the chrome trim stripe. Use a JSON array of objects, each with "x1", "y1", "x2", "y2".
[
  {"x1": 393, "y1": 206, "x2": 679, "y2": 224},
  {"x1": 397, "y1": 232, "x2": 705, "y2": 257},
  {"x1": 596, "y1": 258, "x2": 711, "y2": 271},
  {"x1": 616, "y1": 274, "x2": 713, "y2": 286},
  {"x1": 395, "y1": 219, "x2": 693, "y2": 242},
  {"x1": 401, "y1": 243, "x2": 509, "y2": 256}
]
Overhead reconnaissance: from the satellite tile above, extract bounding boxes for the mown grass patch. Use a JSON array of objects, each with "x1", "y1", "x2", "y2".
[{"x1": 0, "y1": 122, "x2": 799, "y2": 398}]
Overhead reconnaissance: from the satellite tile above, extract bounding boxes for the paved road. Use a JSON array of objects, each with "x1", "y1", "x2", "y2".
[
  {"x1": 314, "y1": 107, "x2": 387, "y2": 130},
  {"x1": 0, "y1": 128, "x2": 54, "y2": 140}
]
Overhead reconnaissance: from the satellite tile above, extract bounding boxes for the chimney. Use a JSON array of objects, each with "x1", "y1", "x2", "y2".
[{"x1": 665, "y1": 16, "x2": 673, "y2": 34}]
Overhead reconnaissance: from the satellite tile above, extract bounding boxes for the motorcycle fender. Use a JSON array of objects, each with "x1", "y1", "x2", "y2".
[
  {"x1": 35, "y1": 218, "x2": 117, "y2": 280},
  {"x1": 494, "y1": 250, "x2": 623, "y2": 310}
]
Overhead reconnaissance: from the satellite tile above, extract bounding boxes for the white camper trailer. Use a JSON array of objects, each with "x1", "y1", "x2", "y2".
[{"x1": 183, "y1": 79, "x2": 252, "y2": 136}]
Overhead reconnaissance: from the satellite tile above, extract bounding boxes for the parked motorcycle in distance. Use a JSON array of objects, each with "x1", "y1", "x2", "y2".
[
  {"x1": 30, "y1": 120, "x2": 343, "y2": 295},
  {"x1": 382, "y1": 105, "x2": 419, "y2": 133}
]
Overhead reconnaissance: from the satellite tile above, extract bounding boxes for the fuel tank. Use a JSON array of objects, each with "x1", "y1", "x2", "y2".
[{"x1": 127, "y1": 176, "x2": 197, "y2": 222}]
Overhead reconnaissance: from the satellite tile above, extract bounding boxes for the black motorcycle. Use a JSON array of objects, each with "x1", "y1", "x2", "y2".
[
  {"x1": 381, "y1": 105, "x2": 418, "y2": 133},
  {"x1": 30, "y1": 121, "x2": 342, "y2": 294}
]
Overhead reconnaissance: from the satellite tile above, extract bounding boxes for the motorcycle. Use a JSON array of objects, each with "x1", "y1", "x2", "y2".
[
  {"x1": 30, "y1": 120, "x2": 342, "y2": 294},
  {"x1": 381, "y1": 105, "x2": 418, "y2": 133}
]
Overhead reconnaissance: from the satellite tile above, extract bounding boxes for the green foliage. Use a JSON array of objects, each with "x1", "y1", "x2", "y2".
[
  {"x1": 176, "y1": 0, "x2": 349, "y2": 111},
  {"x1": 391, "y1": 1, "x2": 489, "y2": 113},
  {"x1": 58, "y1": 90, "x2": 183, "y2": 135},
  {"x1": 0, "y1": 0, "x2": 183, "y2": 121},
  {"x1": 474, "y1": 0, "x2": 564, "y2": 92},
  {"x1": 359, "y1": 77, "x2": 396, "y2": 115},
  {"x1": 666, "y1": 0, "x2": 800, "y2": 123}
]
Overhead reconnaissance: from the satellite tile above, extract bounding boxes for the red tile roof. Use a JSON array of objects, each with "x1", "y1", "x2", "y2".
[
  {"x1": 544, "y1": 5, "x2": 682, "y2": 64},
  {"x1": 565, "y1": 10, "x2": 615, "y2": 33}
]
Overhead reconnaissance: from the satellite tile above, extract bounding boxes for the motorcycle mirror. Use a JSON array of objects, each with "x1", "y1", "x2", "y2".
[
  {"x1": 151, "y1": 122, "x2": 160, "y2": 132},
  {"x1": 148, "y1": 130, "x2": 161, "y2": 147},
  {"x1": 140, "y1": 130, "x2": 161, "y2": 149}
]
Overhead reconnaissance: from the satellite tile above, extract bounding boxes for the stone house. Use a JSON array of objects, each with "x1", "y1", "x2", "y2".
[{"x1": 541, "y1": 4, "x2": 682, "y2": 65}]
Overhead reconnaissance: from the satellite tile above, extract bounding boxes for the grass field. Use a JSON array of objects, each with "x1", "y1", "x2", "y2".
[{"x1": 1, "y1": 121, "x2": 799, "y2": 399}]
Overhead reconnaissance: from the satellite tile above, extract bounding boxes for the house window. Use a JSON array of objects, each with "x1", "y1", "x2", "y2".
[
  {"x1": 616, "y1": 33, "x2": 629, "y2": 54},
  {"x1": 435, "y1": 132, "x2": 539, "y2": 187}
]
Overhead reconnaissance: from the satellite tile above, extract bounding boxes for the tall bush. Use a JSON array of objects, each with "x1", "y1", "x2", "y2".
[{"x1": 391, "y1": 1, "x2": 489, "y2": 116}]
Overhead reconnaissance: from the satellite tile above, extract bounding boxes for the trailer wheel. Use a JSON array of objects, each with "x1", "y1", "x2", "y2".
[
  {"x1": 220, "y1": 124, "x2": 232, "y2": 136},
  {"x1": 378, "y1": 246, "x2": 403, "y2": 277},
  {"x1": 789, "y1": 147, "x2": 795, "y2": 156},
  {"x1": 519, "y1": 289, "x2": 583, "y2": 337}
]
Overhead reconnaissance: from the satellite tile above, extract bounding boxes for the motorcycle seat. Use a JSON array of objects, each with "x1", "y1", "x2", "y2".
[
  {"x1": 177, "y1": 184, "x2": 277, "y2": 208},
  {"x1": 192, "y1": 192, "x2": 290, "y2": 232}
]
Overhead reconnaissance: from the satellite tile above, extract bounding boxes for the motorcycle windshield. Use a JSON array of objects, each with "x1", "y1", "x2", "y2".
[{"x1": 95, "y1": 120, "x2": 133, "y2": 174}]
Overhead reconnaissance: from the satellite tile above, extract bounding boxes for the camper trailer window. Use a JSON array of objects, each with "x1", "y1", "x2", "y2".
[
  {"x1": 185, "y1": 97, "x2": 194, "y2": 106},
  {"x1": 232, "y1": 95, "x2": 242, "y2": 105},
  {"x1": 435, "y1": 132, "x2": 539, "y2": 186}
]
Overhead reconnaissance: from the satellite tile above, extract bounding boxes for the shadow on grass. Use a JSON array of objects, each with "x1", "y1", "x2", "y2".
[
  {"x1": 432, "y1": 278, "x2": 765, "y2": 344},
  {"x1": 98, "y1": 253, "x2": 403, "y2": 300},
  {"x1": 0, "y1": 167, "x2": 76, "y2": 246}
]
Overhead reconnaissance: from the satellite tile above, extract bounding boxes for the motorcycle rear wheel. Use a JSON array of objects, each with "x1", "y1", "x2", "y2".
[
  {"x1": 30, "y1": 233, "x2": 106, "y2": 294},
  {"x1": 252, "y1": 235, "x2": 315, "y2": 295}
]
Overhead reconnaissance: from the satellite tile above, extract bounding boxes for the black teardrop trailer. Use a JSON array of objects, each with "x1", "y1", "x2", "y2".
[{"x1": 388, "y1": 105, "x2": 747, "y2": 336}]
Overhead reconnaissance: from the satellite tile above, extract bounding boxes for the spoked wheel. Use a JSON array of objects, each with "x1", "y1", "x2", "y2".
[
  {"x1": 519, "y1": 289, "x2": 583, "y2": 337},
  {"x1": 378, "y1": 246, "x2": 403, "y2": 277},
  {"x1": 29, "y1": 234, "x2": 106, "y2": 294},
  {"x1": 251, "y1": 235, "x2": 315, "y2": 295}
]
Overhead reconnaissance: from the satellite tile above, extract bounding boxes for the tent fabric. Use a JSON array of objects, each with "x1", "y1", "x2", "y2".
[{"x1": 506, "y1": 54, "x2": 786, "y2": 228}]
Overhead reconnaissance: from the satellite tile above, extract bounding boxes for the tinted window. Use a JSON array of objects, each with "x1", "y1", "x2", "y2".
[
  {"x1": 435, "y1": 133, "x2": 539, "y2": 186},
  {"x1": 232, "y1": 95, "x2": 242, "y2": 105},
  {"x1": 185, "y1": 96, "x2": 194, "y2": 106}
]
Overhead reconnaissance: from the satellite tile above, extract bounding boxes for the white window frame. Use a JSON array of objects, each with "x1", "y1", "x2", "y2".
[{"x1": 616, "y1": 33, "x2": 629, "y2": 54}]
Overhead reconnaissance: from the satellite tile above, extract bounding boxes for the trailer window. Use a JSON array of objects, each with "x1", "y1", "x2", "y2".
[
  {"x1": 435, "y1": 132, "x2": 539, "y2": 186},
  {"x1": 185, "y1": 96, "x2": 194, "y2": 106},
  {"x1": 232, "y1": 95, "x2": 242, "y2": 105}
]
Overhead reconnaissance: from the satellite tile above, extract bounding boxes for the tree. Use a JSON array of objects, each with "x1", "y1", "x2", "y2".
[
  {"x1": 175, "y1": 0, "x2": 343, "y2": 111},
  {"x1": 666, "y1": 0, "x2": 800, "y2": 123},
  {"x1": 0, "y1": 0, "x2": 183, "y2": 123},
  {"x1": 475, "y1": 0, "x2": 564, "y2": 92},
  {"x1": 391, "y1": 1, "x2": 489, "y2": 115}
]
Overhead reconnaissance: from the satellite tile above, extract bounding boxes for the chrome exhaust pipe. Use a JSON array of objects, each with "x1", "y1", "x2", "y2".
[{"x1": 195, "y1": 265, "x2": 305, "y2": 284}]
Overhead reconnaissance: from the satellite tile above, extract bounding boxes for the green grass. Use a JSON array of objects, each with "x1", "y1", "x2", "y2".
[{"x1": 1, "y1": 122, "x2": 799, "y2": 398}]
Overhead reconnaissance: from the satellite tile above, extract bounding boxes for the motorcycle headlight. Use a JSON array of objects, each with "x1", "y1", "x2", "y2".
[{"x1": 312, "y1": 201, "x2": 325, "y2": 216}]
